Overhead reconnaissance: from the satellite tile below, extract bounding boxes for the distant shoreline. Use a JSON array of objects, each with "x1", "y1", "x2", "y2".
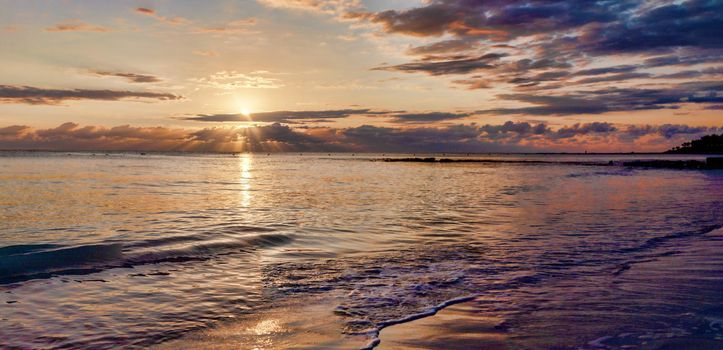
[
  {"x1": 379, "y1": 157, "x2": 723, "y2": 170},
  {"x1": 2, "y1": 149, "x2": 720, "y2": 156}
]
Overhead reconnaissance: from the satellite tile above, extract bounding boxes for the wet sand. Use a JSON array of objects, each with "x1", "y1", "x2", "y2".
[
  {"x1": 153, "y1": 296, "x2": 368, "y2": 350},
  {"x1": 376, "y1": 300, "x2": 508, "y2": 350},
  {"x1": 154, "y1": 295, "x2": 511, "y2": 350}
]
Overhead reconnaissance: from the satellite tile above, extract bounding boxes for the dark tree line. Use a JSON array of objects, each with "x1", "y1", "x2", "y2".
[{"x1": 665, "y1": 134, "x2": 723, "y2": 154}]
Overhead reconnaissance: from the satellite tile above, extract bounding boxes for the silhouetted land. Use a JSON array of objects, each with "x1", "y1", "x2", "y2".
[
  {"x1": 380, "y1": 157, "x2": 723, "y2": 170},
  {"x1": 666, "y1": 134, "x2": 723, "y2": 154}
]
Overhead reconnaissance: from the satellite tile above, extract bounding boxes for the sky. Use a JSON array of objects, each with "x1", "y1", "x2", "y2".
[{"x1": 0, "y1": 0, "x2": 721, "y2": 153}]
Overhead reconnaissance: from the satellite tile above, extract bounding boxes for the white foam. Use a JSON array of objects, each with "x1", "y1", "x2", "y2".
[{"x1": 360, "y1": 294, "x2": 478, "y2": 350}]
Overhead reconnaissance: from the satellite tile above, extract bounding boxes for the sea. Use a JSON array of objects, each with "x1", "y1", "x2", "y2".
[{"x1": 1, "y1": 152, "x2": 721, "y2": 349}]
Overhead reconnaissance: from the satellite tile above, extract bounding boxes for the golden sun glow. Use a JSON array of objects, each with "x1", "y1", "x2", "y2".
[{"x1": 241, "y1": 108, "x2": 251, "y2": 117}]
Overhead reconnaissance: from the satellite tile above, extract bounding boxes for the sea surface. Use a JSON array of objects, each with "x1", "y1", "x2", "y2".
[{"x1": 0, "y1": 152, "x2": 722, "y2": 349}]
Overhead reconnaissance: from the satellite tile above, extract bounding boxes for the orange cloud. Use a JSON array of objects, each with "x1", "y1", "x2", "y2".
[
  {"x1": 46, "y1": 20, "x2": 112, "y2": 32},
  {"x1": 134, "y1": 7, "x2": 189, "y2": 26},
  {"x1": 258, "y1": 0, "x2": 362, "y2": 15}
]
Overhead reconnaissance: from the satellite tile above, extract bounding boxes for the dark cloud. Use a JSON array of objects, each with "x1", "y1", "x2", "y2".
[
  {"x1": 185, "y1": 109, "x2": 477, "y2": 124},
  {"x1": 552, "y1": 122, "x2": 618, "y2": 139},
  {"x1": 643, "y1": 52, "x2": 723, "y2": 67},
  {"x1": 479, "y1": 121, "x2": 550, "y2": 140},
  {"x1": 389, "y1": 112, "x2": 471, "y2": 123},
  {"x1": 134, "y1": 7, "x2": 189, "y2": 25},
  {"x1": 0, "y1": 125, "x2": 30, "y2": 136},
  {"x1": 654, "y1": 124, "x2": 714, "y2": 139},
  {"x1": 476, "y1": 94, "x2": 611, "y2": 116},
  {"x1": 349, "y1": 0, "x2": 627, "y2": 39},
  {"x1": 183, "y1": 109, "x2": 376, "y2": 123},
  {"x1": 654, "y1": 67, "x2": 723, "y2": 79},
  {"x1": 654, "y1": 70, "x2": 704, "y2": 80},
  {"x1": 623, "y1": 124, "x2": 722, "y2": 140},
  {"x1": 508, "y1": 58, "x2": 572, "y2": 72},
  {"x1": 373, "y1": 53, "x2": 506, "y2": 75},
  {"x1": 91, "y1": 71, "x2": 162, "y2": 83},
  {"x1": 0, "y1": 85, "x2": 182, "y2": 105},
  {"x1": 0, "y1": 122, "x2": 341, "y2": 152},
  {"x1": 572, "y1": 65, "x2": 639, "y2": 76},
  {"x1": 476, "y1": 82, "x2": 723, "y2": 115},
  {"x1": 354, "y1": 0, "x2": 723, "y2": 113},
  {"x1": 340, "y1": 124, "x2": 513, "y2": 152},
  {"x1": 45, "y1": 20, "x2": 111, "y2": 32},
  {"x1": 581, "y1": 1, "x2": 723, "y2": 54},
  {"x1": 135, "y1": 7, "x2": 155, "y2": 15},
  {"x1": 406, "y1": 39, "x2": 479, "y2": 55},
  {"x1": 346, "y1": 5, "x2": 461, "y2": 37},
  {"x1": 478, "y1": 121, "x2": 618, "y2": 141},
  {"x1": 575, "y1": 72, "x2": 651, "y2": 84},
  {"x1": 507, "y1": 70, "x2": 570, "y2": 85},
  {"x1": 387, "y1": 0, "x2": 720, "y2": 57},
  {"x1": 1, "y1": 121, "x2": 720, "y2": 153}
]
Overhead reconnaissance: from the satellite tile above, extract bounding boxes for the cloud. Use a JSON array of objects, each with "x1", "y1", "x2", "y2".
[
  {"x1": 183, "y1": 109, "x2": 374, "y2": 123},
  {"x1": 654, "y1": 67, "x2": 723, "y2": 80},
  {"x1": 45, "y1": 20, "x2": 112, "y2": 32},
  {"x1": 451, "y1": 78, "x2": 492, "y2": 89},
  {"x1": 1, "y1": 121, "x2": 720, "y2": 153},
  {"x1": 193, "y1": 19, "x2": 257, "y2": 34},
  {"x1": 572, "y1": 65, "x2": 639, "y2": 76},
  {"x1": 134, "y1": 7, "x2": 256, "y2": 35},
  {"x1": 623, "y1": 124, "x2": 721, "y2": 140},
  {"x1": 348, "y1": 0, "x2": 723, "y2": 115},
  {"x1": 192, "y1": 70, "x2": 284, "y2": 89},
  {"x1": 643, "y1": 52, "x2": 723, "y2": 68},
  {"x1": 0, "y1": 85, "x2": 182, "y2": 105},
  {"x1": 373, "y1": 53, "x2": 506, "y2": 75},
  {"x1": 0, "y1": 122, "x2": 338, "y2": 152},
  {"x1": 348, "y1": 0, "x2": 623, "y2": 39},
  {"x1": 388, "y1": 112, "x2": 471, "y2": 123},
  {"x1": 193, "y1": 50, "x2": 219, "y2": 57},
  {"x1": 340, "y1": 124, "x2": 494, "y2": 152},
  {"x1": 134, "y1": 7, "x2": 189, "y2": 25},
  {"x1": 478, "y1": 121, "x2": 619, "y2": 141},
  {"x1": 257, "y1": 0, "x2": 362, "y2": 15},
  {"x1": 475, "y1": 82, "x2": 723, "y2": 116},
  {"x1": 579, "y1": 1, "x2": 723, "y2": 54},
  {"x1": 406, "y1": 39, "x2": 480, "y2": 55},
  {"x1": 552, "y1": 122, "x2": 618, "y2": 139},
  {"x1": 574, "y1": 72, "x2": 651, "y2": 85},
  {"x1": 479, "y1": 121, "x2": 550, "y2": 140},
  {"x1": 184, "y1": 109, "x2": 475, "y2": 124},
  {"x1": 90, "y1": 71, "x2": 162, "y2": 83}
]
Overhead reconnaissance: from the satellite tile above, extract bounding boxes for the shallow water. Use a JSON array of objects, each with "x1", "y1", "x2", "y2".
[{"x1": 0, "y1": 152, "x2": 721, "y2": 349}]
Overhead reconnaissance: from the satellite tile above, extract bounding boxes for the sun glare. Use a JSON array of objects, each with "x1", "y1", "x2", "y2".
[{"x1": 241, "y1": 108, "x2": 251, "y2": 117}]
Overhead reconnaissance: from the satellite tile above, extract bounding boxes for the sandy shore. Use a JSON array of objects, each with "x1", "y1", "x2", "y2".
[
  {"x1": 153, "y1": 296, "x2": 368, "y2": 350},
  {"x1": 376, "y1": 300, "x2": 508, "y2": 350},
  {"x1": 153, "y1": 295, "x2": 510, "y2": 350}
]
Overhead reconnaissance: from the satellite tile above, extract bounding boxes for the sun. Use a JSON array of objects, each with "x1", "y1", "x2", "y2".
[{"x1": 241, "y1": 108, "x2": 251, "y2": 117}]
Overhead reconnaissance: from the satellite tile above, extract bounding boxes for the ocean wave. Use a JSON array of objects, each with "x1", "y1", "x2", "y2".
[{"x1": 0, "y1": 232, "x2": 294, "y2": 284}]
